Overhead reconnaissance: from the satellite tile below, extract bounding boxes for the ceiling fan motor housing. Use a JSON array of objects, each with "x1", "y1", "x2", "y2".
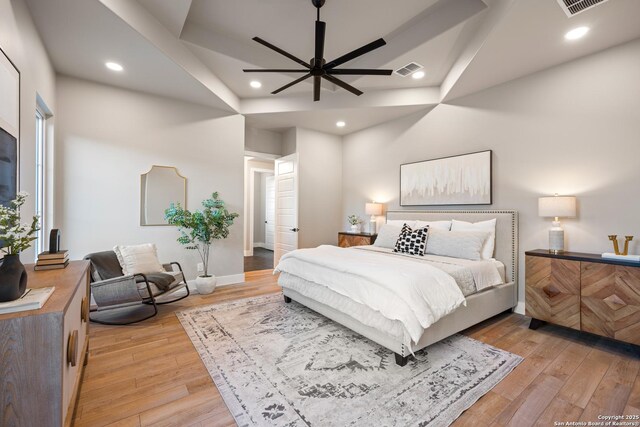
[{"x1": 312, "y1": 0, "x2": 326, "y2": 8}]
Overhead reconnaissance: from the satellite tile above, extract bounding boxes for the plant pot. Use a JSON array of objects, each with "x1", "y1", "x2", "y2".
[
  {"x1": 0, "y1": 254, "x2": 28, "y2": 302},
  {"x1": 195, "y1": 275, "x2": 217, "y2": 294},
  {"x1": 350, "y1": 224, "x2": 360, "y2": 232}
]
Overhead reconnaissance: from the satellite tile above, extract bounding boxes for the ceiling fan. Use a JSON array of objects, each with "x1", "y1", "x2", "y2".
[{"x1": 243, "y1": 0, "x2": 393, "y2": 102}]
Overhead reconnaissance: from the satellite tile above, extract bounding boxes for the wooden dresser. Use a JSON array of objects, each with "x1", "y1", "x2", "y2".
[
  {"x1": 338, "y1": 231, "x2": 377, "y2": 248},
  {"x1": 0, "y1": 260, "x2": 90, "y2": 427},
  {"x1": 525, "y1": 249, "x2": 640, "y2": 345}
]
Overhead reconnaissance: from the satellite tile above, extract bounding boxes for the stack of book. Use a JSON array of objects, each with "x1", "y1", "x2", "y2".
[{"x1": 35, "y1": 250, "x2": 69, "y2": 271}]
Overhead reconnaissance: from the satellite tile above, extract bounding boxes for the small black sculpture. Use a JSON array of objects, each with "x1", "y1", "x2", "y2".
[{"x1": 49, "y1": 229, "x2": 61, "y2": 253}]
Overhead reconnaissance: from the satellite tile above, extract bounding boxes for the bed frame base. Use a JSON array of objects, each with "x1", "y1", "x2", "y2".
[
  {"x1": 395, "y1": 353, "x2": 409, "y2": 367},
  {"x1": 282, "y1": 281, "x2": 516, "y2": 367},
  {"x1": 284, "y1": 295, "x2": 292, "y2": 303}
]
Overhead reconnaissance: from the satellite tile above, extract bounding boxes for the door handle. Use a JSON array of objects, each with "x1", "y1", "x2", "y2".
[
  {"x1": 265, "y1": 221, "x2": 268, "y2": 224},
  {"x1": 291, "y1": 228, "x2": 300, "y2": 232}
]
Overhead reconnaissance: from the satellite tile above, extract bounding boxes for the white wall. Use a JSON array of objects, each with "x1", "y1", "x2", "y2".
[
  {"x1": 282, "y1": 128, "x2": 296, "y2": 156},
  {"x1": 245, "y1": 125, "x2": 283, "y2": 156},
  {"x1": 342, "y1": 38, "x2": 640, "y2": 306},
  {"x1": 1, "y1": 0, "x2": 56, "y2": 262},
  {"x1": 55, "y1": 76, "x2": 245, "y2": 281},
  {"x1": 296, "y1": 127, "x2": 343, "y2": 248}
]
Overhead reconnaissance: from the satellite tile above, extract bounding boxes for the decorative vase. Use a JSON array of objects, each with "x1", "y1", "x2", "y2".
[
  {"x1": 195, "y1": 275, "x2": 217, "y2": 294},
  {"x1": 350, "y1": 224, "x2": 359, "y2": 232},
  {"x1": 0, "y1": 254, "x2": 28, "y2": 302}
]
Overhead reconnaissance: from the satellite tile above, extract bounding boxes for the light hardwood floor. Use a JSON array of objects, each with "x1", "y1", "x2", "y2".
[{"x1": 73, "y1": 270, "x2": 640, "y2": 427}]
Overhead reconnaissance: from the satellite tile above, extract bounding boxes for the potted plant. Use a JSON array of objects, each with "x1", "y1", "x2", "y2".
[
  {"x1": 0, "y1": 192, "x2": 40, "y2": 302},
  {"x1": 165, "y1": 192, "x2": 239, "y2": 295},
  {"x1": 347, "y1": 214, "x2": 362, "y2": 233}
]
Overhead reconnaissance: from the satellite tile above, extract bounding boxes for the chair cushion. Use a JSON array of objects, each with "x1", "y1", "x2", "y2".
[{"x1": 84, "y1": 251, "x2": 124, "y2": 282}]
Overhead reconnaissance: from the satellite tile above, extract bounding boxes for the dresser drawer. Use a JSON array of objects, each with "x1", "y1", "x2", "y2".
[
  {"x1": 525, "y1": 255, "x2": 581, "y2": 330},
  {"x1": 62, "y1": 273, "x2": 89, "y2": 426},
  {"x1": 581, "y1": 263, "x2": 640, "y2": 345}
]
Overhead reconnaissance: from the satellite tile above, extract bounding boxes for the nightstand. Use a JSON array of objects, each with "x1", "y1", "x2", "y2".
[
  {"x1": 525, "y1": 249, "x2": 640, "y2": 345},
  {"x1": 338, "y1": 231, "x2": 378, "y2": 248}
]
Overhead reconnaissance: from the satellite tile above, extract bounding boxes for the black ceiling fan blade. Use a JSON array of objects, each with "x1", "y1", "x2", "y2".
[
  {"x1": 322, "y1": 74, "x2": 363, "y2": 96},
  {"x1": 271, "y1": 73, "x2": 312, "y2": 95},
  {"x1": 313, "y1": 76, "x2": 321, "y2": 101},
  {"x1": 315, "y1": 21, "x2": 326, "y2": 66},
  {"x1": 243, "y1": 69, "x2": 311, "y2": 73},
  {"x1": 328, "y1": 69, "x2": 393, "y2": 75},
  {"x1": 252, "y1": 37, "x2": 311, "y2": 69},
  {"x1": 324, "y1": 38, "x2": 387, "y2": 69}
]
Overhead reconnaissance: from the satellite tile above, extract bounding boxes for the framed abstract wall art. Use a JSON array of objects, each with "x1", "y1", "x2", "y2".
[{"x1": 400, "y1": 150, "x2": 492, "y2": 206}]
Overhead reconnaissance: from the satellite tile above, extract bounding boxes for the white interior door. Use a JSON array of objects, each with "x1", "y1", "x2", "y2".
[
  {"x1": 265, "y1": 175, "x2": 275, "y2": 251},
  {"x1": 274, "y1": 154, "x2": 298, "y2": 265}
]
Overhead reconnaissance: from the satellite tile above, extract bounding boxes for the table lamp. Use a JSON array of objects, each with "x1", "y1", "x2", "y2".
[
  {"x1": 538, "y1": 194, "x2": 576, "y2": 254},
  {"x1": 365, "y1": 202, "x2": 382, "y2": 234}
]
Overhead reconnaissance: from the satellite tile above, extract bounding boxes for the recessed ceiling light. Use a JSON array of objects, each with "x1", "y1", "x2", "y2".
[
  {"x1": 105, "y1": 62, "x2": 123, "y2": 72},
  {"x1": 564, "y1": 26, "x2": 589, "y2": 40},
  {"x1": 250, "y1": 80, "x2": 262, "y2": 89},
  {"x1": 336, "y1": 121, "x2": 346, "y2": 128},
  {"x1": 411, "y1": 71, "x2": 425, "y2": 80}
]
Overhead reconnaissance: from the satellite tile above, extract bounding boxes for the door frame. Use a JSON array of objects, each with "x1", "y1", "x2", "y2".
[
  {"x1": 264, "y1": 175, "x2": 276, "y2": 251},
  {"x1": 247, "y1": 167, "x2": 274, "y2": 257}
]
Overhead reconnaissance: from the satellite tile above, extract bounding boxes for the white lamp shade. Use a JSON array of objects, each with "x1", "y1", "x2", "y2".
[
  {"x1": 365, "y1": 202, "x2": 382, "y2": 216},
  {"x1": 538, "y1": 196, "x2": 576, "y2": 218}
]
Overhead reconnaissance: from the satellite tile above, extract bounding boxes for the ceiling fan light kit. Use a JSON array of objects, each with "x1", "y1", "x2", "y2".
[{"x1": 243, "y1": 0, "x2": 393, "y2": 101}]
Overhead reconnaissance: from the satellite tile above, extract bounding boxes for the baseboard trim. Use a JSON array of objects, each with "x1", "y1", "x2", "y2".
[
  {"x1": 187, "y1": 273, "x2": 246, "y2": 293},
  {"x1": 244, "y1": 250, "x2": 253, "y2": 257},
  {"x1": 253, "y1": 242, "x2": 266, "y2": 249},
  {"x1": 514, "y1": 301, "x2": 525, "y2": 315}
]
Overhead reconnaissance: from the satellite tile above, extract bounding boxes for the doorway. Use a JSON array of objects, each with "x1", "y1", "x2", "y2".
[{"x1": 244, "y1": 156, "x2": 275, "y2": 272}]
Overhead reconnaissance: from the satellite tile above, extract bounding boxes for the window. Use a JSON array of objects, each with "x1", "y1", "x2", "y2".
[{"x1": 34, "y1": 108, "x2": 46, "y2": 256}]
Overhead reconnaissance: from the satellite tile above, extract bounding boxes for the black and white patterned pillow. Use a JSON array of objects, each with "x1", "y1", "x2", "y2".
[{"x1": 393, "y1": 224, "x2": 429, "y2": 256}]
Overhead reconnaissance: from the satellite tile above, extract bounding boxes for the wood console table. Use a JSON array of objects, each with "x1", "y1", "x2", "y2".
[
  {"x1": 0, "y1": 260, "x2": 90, "y2": 427},
  {"x1": 525, "y1": 249, "x2": 640, "y2": 345}
]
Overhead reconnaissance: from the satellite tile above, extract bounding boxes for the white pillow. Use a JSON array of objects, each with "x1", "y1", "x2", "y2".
[
  {"x1": 414, "y1": 220, "x2": 452, "y2": 230},
  {"x1": 113, "y1": 243, "x2": 165, "y2": 276},
  {"x1": 450, "y1": 218, "x2": 497, "y2": 260},
  {"x1": 426, "y1": 228, "x2": 489, "y2": 261},
  {"x1": 386, "y1": 220, "x2": 416, "y2": 229},
  {"x1": 374, "y1": 224, "x2": 403, "y2": 249}
]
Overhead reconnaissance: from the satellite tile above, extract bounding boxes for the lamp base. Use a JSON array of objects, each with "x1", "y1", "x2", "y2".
[
  {"x1": 369, "y1": 216, "x2": 377, "y2": 234},
  {"x1": 549, "y1": 226, "x2": 565, "y2": 254}
]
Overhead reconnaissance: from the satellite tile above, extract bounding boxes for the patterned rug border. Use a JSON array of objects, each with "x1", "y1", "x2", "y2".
[{"x1": 176, "y1": 293, "x2": 523, "y2": 427}]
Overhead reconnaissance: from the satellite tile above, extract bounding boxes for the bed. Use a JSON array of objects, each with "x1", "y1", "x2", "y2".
[{"x1": 276, "y1": 210, "x2": 518, "y2": 366}]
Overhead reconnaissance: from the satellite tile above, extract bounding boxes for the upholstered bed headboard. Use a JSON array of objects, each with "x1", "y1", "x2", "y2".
[{"x1": 386, "y1": 210, "x2": 518, "y2": 285}]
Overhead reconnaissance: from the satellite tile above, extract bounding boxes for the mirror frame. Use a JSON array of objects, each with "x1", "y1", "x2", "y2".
[{"x1": 140, "y1": 165, "x2": 187, "y2": 226}]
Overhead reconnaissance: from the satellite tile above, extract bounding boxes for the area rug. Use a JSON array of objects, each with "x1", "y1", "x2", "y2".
[{"x1": 177, "y1": 294, "x2": 522, "y2": 427}]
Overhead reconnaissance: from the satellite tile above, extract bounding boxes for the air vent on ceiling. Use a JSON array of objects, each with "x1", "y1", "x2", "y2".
[
  {"x1": 556, "y1": 0, "x2": 610, "y2": 17},
  {"x1": 394, "y1": 62, "x2": 423, "y2": 77}
]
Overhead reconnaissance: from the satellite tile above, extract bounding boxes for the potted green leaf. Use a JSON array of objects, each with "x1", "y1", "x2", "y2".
[
  {"x1": 0, "y1": 192, "x2": 40, "y2": 302},
  {"x1": 347, "y1": 214, "x2": 362, "y2": 233},
  {"x1": 165, "y1": 192, "x2": 239, "y2": 294}
]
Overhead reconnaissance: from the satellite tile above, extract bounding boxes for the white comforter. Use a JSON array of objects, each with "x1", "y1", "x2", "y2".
[{"x1": 275, "y1": 245, "x2": 466, "y2": 345}]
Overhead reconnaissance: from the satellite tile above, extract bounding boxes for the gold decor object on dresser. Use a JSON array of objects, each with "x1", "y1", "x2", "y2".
[
  {"x1": 0, "y1": 260, "x2": 90, "y2": 427},
  {"x1": 525, "y1": 250, "x2": 640, "y2": 346},
  {"x1": 338, "y1": 231, "x2": 377, "y2": 248},
  {"x1": 608, "y1": 235, "x2": 634, "y2": 255}
]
